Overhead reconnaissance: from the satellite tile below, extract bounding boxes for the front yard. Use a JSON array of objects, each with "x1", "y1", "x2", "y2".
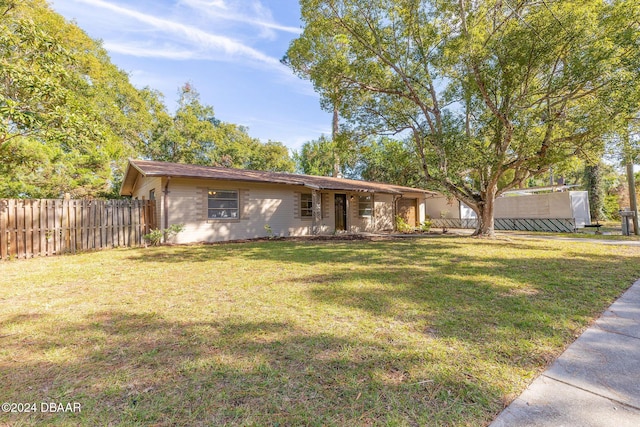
[{"x1": 1, "y1": 236, "x2": 639, "y2": 426}]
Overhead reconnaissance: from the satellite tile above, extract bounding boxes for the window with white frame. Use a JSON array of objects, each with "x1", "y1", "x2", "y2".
[
  {"x1": 300, "y1": 193, "x2": 313, "y2": 217},
  {"x1": 358, "y1": 195, "x2": 373, "y2": 217},
  {"x1": 208, "y1": 190, "x2": 239, "y2": 219}
]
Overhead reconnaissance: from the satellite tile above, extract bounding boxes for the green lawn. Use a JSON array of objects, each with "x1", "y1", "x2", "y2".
[{"x1": 1, "y1": 237, "x2": 639, "y2": 426}]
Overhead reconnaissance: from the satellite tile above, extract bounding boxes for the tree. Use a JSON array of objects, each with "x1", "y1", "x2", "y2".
[
  {"x1": 584, "y1": 162, "x2": 605, "y2": 222},
  {"x1": 294, "y1": 135, "x2": 357, "y2": 176},
  {"x1": 294, "y1": 136, "x2": 339, "y2": 176},
  {"x1": 144, "y1": 83, "x2": 295, "y2": 172},
  {"x1": 247, "y1": 140, "x2": 295, "y2": 172},
  {"x1": 0, "y1": 0, "x2": 156, "y2": 197},
  {"x1": 145, "y1": 84, "x2": 218, "y2": 164},
  {"x1": 286, "y1": 0, "x2": 640, "y2": 236},
  {"x1": 357, "y1": 137, "x2": 425, "y2": 188},
  {"x1": 0, "y1": 0, "x2": 89, "y2": 147}
]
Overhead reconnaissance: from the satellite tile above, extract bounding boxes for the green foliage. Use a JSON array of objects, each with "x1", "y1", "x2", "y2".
[
  {"x1": 295, "y1": 135, "x2": 428, "y2": 188},
  {"x1": 286, "y1": 0, "x2": 640, "y2": 235},
  {"x1": 264, "y1": 224, "x2": 274, "y2": 239},
  {"x1": 604, "y1": 195, "x2": 622, "y2": 221},
  {"x1": 0, "y1": 0, "x2": 84, "y2": 145},
  {"x1": 1, "y1": 2, "x2": 294, "y2": 199},
  {"x1": 357, "y1": 137, "x2": 426, "y2": 188},
  {"x1": 0, "y1": 0, "x2": 154, "y2": 197},
  {"x1": 247, "y1": 140, "x2": 295, "y2": 172},
  {"x1": 143, "y1": 83, "x2": 294, "y2": 172},
  {"x1": 294, "y1": 135, "x2": 354, "y2": 176},
  {"x1": 420, "y1": 219, "x2": 432, "y2": 233},
  {"x1": 144, "y1": 223, "x2": 185, "y2": 246},
  {"x1": 143, "y1": 229, "x2": 164, "y2": 246},
  {"x1": 395, "y1": 215, "x2": 413, "y2": 233}
]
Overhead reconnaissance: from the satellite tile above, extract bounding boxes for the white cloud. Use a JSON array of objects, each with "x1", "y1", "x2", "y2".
[
  {"x1": 179, "y1": 0, "x2": 302, "y2": 35},
  {"x1": 74, "y1": 0, "x2": 284, "y2": 68},
  {"x1": 105, "y1": 42, "x2": 200, "y2": 60}
]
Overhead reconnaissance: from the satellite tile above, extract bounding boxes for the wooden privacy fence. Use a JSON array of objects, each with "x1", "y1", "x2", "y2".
[{"x1": 0, "y1": 199, "x2": 156, "y2": 260}]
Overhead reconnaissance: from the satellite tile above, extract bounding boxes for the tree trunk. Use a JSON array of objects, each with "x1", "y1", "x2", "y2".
[
  {"x1": 472, "y1": 186, "x2": 497, "y2": 237},
  {"x1": 585, "y1": 163, "x2": 604, "y2": 222},
  {"x1": 332, "y1": 104, "x2": 340, "y2": 178},
  {"x1": 624, "y1": 126, "x2": 639, "y2": 235},
  {"x1": 626, "y1": 161, "x2": 639, "y2": 235}
]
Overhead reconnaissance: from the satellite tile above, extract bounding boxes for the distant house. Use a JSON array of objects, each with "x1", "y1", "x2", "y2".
[{"x1": 120, "y1": 160, "x2": 435, "y2": 243}]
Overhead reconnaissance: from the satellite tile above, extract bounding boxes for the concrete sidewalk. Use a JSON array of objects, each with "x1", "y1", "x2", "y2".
[{"x1": 490, "y1": 279, "x2": 640, "y2": 426}]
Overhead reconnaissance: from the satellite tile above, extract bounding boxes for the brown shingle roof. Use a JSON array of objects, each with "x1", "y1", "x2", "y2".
[{"x1": 120, "y1": 159, "x2": 434, "y2": 196}]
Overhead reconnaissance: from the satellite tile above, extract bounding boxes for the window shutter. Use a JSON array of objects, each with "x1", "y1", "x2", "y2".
[
  {"x1": 196, "y1": 187, "x2": 207, "y2": 220},
  {"x1": 321, "y1": 193, "x2": 329, "y2": 219},
  {"x1": 293, "y1": 192, "x2": 300, "y2": 219},
  {"x1": 351, "y1": 195, "x2": 358, "y2": 218},
  {"x1": 240, "y1": 189, "x2": 250, "y2": 220},
  {"x1": 372, "y1": 194, "x2": 376, "y2": 218}
]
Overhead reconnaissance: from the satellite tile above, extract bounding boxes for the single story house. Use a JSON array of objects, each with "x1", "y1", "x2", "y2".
[{"x1": 120, "y1": 160, "x2": 435, "y2": 243}]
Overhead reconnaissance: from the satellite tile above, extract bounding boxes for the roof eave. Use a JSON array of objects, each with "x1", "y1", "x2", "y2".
[{"x1": 119, "y1": 160, "x2": 151, "y2": 196}]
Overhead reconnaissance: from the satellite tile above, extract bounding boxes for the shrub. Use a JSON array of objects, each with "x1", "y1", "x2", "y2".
[
  {"x1": 144, "y1": 224, "x2": 185, "y2": 246},
  {"x1": 603, "y1": 195, "x2": 621, "y2": 221},
  {"x1": 420, "y1": 219, "x2": 432, "y2": 233},
  {"x1": 395, "y1": 215, "x2": 413, "y2": 233},
  {"x1": 144, "y1": 229, "x2": 164, "y2": 246}
]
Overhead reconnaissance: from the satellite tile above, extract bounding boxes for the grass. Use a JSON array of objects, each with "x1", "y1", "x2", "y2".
[
  {"x1": 1, "y1": 236, "x2": 639, "y2": 426},
  {"x1": 503, "y1": 230, "x2": 640, "y2": 241}
]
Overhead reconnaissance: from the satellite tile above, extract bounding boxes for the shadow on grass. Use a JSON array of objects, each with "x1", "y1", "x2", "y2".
[
  {"x1": 298, "y1": 248, "x2": 639, "y2": 331},
  {"x1": 121, "y1": 238, "x2": 640, "y2": 367},
  {"x1": 1, "y1": 310, "x2": 500, "y2": 426},
  {"x1": 3, "y1": 238, "x2": 639, "y2": 425},
  {"x1": 125, "y1": 238, "x2": 558, "y2": 266}
]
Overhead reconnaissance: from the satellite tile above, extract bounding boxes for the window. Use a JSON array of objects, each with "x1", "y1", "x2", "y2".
[
  {"x1": 149, "y1": 189, "x2": 155, "y2": 200},
  {"x1": 208, "y1": 190, "x2": 239, "y2": 219},
  {"x1": 300, "y1": 193, "x2": 313, "y2": 217},
  {"x1": 358, "y1": 195, "x2": 373, "y2": 217}
]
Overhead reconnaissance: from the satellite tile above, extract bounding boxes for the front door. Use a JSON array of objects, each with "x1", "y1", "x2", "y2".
[
  {"x1": 397, "y1": 198, "x2": 417, "y2": 227},
  {"x1": 335, "y1": 194, "x2": 347, "y2": 231}
]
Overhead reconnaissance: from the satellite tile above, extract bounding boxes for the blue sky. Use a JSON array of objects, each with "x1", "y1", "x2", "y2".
[{"x1": 49, "y1": 0, "x2": 331, "y2": 152}]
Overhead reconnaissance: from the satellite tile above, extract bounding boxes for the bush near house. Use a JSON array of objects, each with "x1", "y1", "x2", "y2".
[{"x1": 143, "y1": 224, "x2": 185, "y2": 246}]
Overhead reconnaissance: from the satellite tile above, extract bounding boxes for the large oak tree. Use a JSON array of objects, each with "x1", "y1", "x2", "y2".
[{"x1": 286, "y1": 0, "x2": 640, "y2": 236}]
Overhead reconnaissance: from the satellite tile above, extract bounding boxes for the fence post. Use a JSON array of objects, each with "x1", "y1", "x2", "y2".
[
  {"x1": 0, "y1": 200, "x2": 7, "y2": 260},
  {"x1": 25, "y1": 200, "x2": 33, "y2": 258}
]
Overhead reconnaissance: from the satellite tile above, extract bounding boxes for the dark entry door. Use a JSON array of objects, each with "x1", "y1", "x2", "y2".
[{"x1": 335, "y1": 194, "x2": 347, "y2": 231}]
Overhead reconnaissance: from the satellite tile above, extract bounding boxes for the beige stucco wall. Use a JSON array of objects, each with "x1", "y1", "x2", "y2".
[
  {"x1": 374, "y1": 193, "x2": 395, "y2": 231},
  {"x1": 163, "y1": 179, "x2": 317, "y2": 243},
  {"x1": 130, "y1": 177, "x2": 415, "y2": 242},
  {"x1": 131, "y1": 176, "x2": 162, "y2": 228}
]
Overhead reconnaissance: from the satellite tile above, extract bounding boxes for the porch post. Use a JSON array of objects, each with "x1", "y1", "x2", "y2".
[{"x1": 312, "y1": 190, "x2": 322, "y2": 235}]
